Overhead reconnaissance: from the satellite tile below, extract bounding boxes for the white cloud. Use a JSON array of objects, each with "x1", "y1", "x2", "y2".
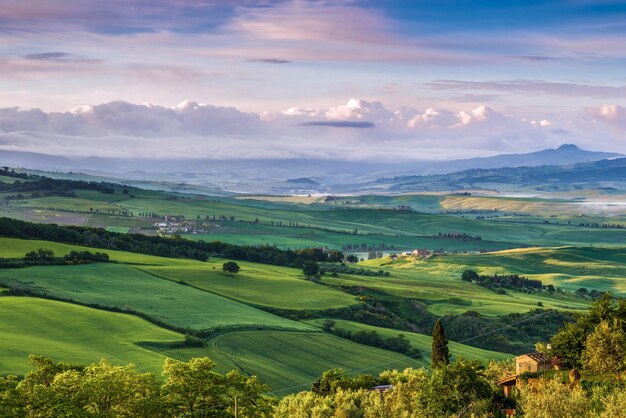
[
  {"x1": 0, "y1": 101, "x2": 262, "y2": 137},
  {"x1": 0, "y1": 98, "x2": 616, "y2": 161},
  {"x1": 586, "y1": 104, "x2": 626, "y2": 127}
]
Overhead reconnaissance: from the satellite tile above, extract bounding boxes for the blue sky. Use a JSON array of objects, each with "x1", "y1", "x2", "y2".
[{"x1": 0, "y1": 0, "x2": 625, "y2": 160}]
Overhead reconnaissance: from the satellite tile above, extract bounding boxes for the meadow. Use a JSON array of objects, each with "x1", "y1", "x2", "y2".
[
  {"x1": 305, "y1": 319, "x2": 512, "y2": 364},
  {"x1": 0, "y1": 296, "x2": 183, "y2": 375},
  {"x1": 0, "y1": 263, "x2": 311, "y2": 332},
  {"x1": 150, "y1": 330, "x2": 423, "y2": 391},
  {"x1": 2, "y1": 173, "x2": 626, "y2": 395},
  {"x1": 5, "y1": 177, "x2": 626, "y2": 252}
]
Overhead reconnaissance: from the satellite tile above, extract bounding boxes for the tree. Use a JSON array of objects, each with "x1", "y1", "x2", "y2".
[
  {"x1": 461, "y1": 270, "x2": 479, "y2": 282},
  {"x1": 431, "y1": 320, "x2": 450, "y2": 368},
  {"x1": 161, "y1": 357, "x2": 224, "y2": 416},
  {"x1": 222, "y1": 261, "x2": 240, "y2": 273},
  {"x1": 518, "y1": 378, "x2": 590, "y2": 418},
  {"x1": 582, "y1": 321, "x2": 626, "y2": 379},
  {"x1": 546, "y1": 284, "x2": 556, "y2": 294},
  {"x1": 327, "y1": 250, "x2": 344, "y2": 263},
  {"x1": 302, "y1": 261, "x2": 319, "y2": 276},
  {"x1": 346, "y1": 254, "x2": 359, "y2": 263}
]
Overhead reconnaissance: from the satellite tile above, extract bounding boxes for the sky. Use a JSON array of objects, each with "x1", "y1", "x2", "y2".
[{"x1": 0, "y1": 0, "x2": 626, "y2": 161}]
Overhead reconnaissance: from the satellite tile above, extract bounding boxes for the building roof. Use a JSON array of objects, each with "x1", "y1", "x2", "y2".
[
  {"x1": 516, "y1": 352, "x2": 553, "y2": 363},
  {"x1": 496, "y1": 374, "x2": 517, "y2": 386}
]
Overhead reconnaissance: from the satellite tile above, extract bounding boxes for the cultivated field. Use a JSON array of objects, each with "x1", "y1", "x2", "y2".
[{"x1": 0, "y1": 296, "x2": 183, "y2": 375}]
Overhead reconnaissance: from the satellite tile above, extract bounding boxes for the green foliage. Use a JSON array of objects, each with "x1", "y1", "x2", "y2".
[
  {"x1": 222, "y1": 261, "x2": 240, "y2": 273},
  {"x1": 518, "y1": 378, "x2": 590, "y2": 418},
  {"x1": 461, "y1": 269, "x2": 479, "y2": 282},
  {"x1": 279, "y1": 360, "x2": 493, "y2": 417},
  {"x1": 432, "y1": 320, "x2": 450, "y2": 368},
  {"x1": 302, "y1": 260, "x2": 319, "y2": 276},
  {"x1": 0, "y1": 356, "x2": 271, "y2": 418},
  {"x1": 582, "y1": 321, "x2": 626, "y2": 378},
  {"x1": 551, "y1": 293, "x2": 626, "y2": 368},
  {"x1": 23, "y1": 248, "x2": 54, "y2": 262},
  {"x1": 63, "y1": 250, "x2": 109, "y2": 264}
]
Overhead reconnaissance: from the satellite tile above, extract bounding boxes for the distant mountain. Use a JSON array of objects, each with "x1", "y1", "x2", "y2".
[
  {"x1": 0, "y1": 144, "x2": 623, "y2": 194},
  {"x1": 356, "y1": 157, "x2": 626, "y2": 193},
  {"x1": 393, "y1": 144, "x2": 623, "y2": 176}
]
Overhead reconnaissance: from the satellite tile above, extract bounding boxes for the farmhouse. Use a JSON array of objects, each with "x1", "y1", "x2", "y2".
[
  {"x1": 497, "y1": 352, "x2": 555, "y2": 397},
  {"x1": 516, "y1": 352, "x2": 553, "y2": 374}
]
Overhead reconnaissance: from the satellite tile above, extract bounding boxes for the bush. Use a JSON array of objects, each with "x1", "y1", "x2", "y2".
[
  {"x1": 303, "y1": 261, "x2": 320, "y2": 276},
  {"x1": 222, "y1": 261, "x2": 240, "y2": 273}
]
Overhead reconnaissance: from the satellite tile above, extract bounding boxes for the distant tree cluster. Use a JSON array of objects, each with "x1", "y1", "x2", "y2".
[
  {"x1": 222, "y1": 261, "x2": 240, "y2": 273},
  {"x1": 436, "y1": 232, "x2": 482, "y2": 240},
  {"x1": 0, "y1": 170, "x2": 118, "y2": 197},
  {"x1": 461, "y1": 269, "x2": 542, "y2": 291},
  {"x1": 23, "y1": 248, "x2": 55, "y2": 263},
  {"x1": 63, "y1": 251, "x2": 110, "y2": 265}
]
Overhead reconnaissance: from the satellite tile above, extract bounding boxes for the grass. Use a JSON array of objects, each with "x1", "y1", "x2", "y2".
[
  {"x1": 150, "y1": 330, "x2": 423, "y2": 392},
  {"x1": 0, "y1": 296, "x2": 183, "y2": 376},
  {"x1": 305, "y1": 319, "x2": 512, "y2": 364},
  {"x1": 324, "y1": 255, "x2": 592, "y2": 316},
  {"x1": 141, "y1": 262, "x2": 357, "y2": 311},
  {"x1": 0, "y1": 263, "x2": 312, "y2": 332},
  {"x1": 0, "y1": 236, "x2": 358, "y2": 311},
  {"x1": 436, "y1": 246, "x2": 626, "y2": 294}
]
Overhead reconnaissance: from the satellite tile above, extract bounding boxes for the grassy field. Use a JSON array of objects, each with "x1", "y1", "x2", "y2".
[
  {"x1": 435, "y1": 247, "x2": 626, "y2": 294},
  {"x1": 141, "y1": 262, "x2": 357, "y2": 311},
  {"x1": 305, "y1": 319, "x2": 512, "y2": 364},
  {"x1": 0, "y1": 296, "x2": 183, "y2": 375},
  {"x1": 0, "y1": 263, "x2": 311, "y2": 332},
  {"x1": 5, "y1": 181, "x2": 626, "y2": 251},
  {"x1": 151, "y1": 330, "x2": 423, "y2": 392},
  {"x1": 328, "y1": 255, "x2": 592, "y2": 316}
]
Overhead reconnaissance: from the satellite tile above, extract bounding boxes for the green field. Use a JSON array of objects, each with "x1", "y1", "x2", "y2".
[
  {"x1": 330, "y1": 255, "x2": 592, "y2": 316},
  {"x1": 435, "y1": 246, "x2": 626, "y2": 294},
  {"x1": 0, "y1": 296, "x2": 183, "y2": 375},
  {"x1": 142, "y1": 262, "x2": 357, "y2": 311},
  {"x1": 5, "y1": 179, "x2": 626, "y2": 252},
  {"x1": 3, "y1": 173, "x2": 626, "y2": 393},
  {"x1": 305, "y1": 319, "x2": 512, "y2": 364},
  {"x1": 0, "y1": 263, "x2": 311, "y2": 332},
  {"x1": 151, "y1": 330, "x2": 422, "y2": 392}
]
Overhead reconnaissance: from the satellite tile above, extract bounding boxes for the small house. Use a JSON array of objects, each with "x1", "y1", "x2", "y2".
[
  {"x1": 497, "y1": 352, "x2": 555, "y2": 398},
  {"x1": 515, "y1": 352, "x2": 553, "y2": 374}
]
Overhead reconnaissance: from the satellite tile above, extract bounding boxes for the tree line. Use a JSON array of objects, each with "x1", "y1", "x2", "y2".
[
  {"x1": 0, "y1": 249, "x2": 109, "y2": 268},
  {"x1": 461, "y1": 270, "x2": 542, "y2": 291},
  {"x1": 0, "y1": 217, "x2": 345, "y2": 268},
  {"x1": 0, "y1": 355, "x2": 272, "y2": 417},
  {"x1": 0, "y1": 169, "x2": 119, "y2": 196}
]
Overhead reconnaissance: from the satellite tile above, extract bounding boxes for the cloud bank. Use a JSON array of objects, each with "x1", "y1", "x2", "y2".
[{"x1": 0, "y1": 98, "x2": 623, "y2": 161}]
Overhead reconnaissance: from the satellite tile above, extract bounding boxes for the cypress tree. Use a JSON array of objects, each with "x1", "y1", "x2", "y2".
[{"x1": 431, "y1": 320, "x2": 450, "y2": 368}]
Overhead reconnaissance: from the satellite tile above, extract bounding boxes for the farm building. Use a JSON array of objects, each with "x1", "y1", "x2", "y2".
[
  {"x1": 516, "y1": 352, "x2": 553, "y2": 374},
  {"x1": 497, "y1": 352, "x2": 555, "y2": 397}
]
